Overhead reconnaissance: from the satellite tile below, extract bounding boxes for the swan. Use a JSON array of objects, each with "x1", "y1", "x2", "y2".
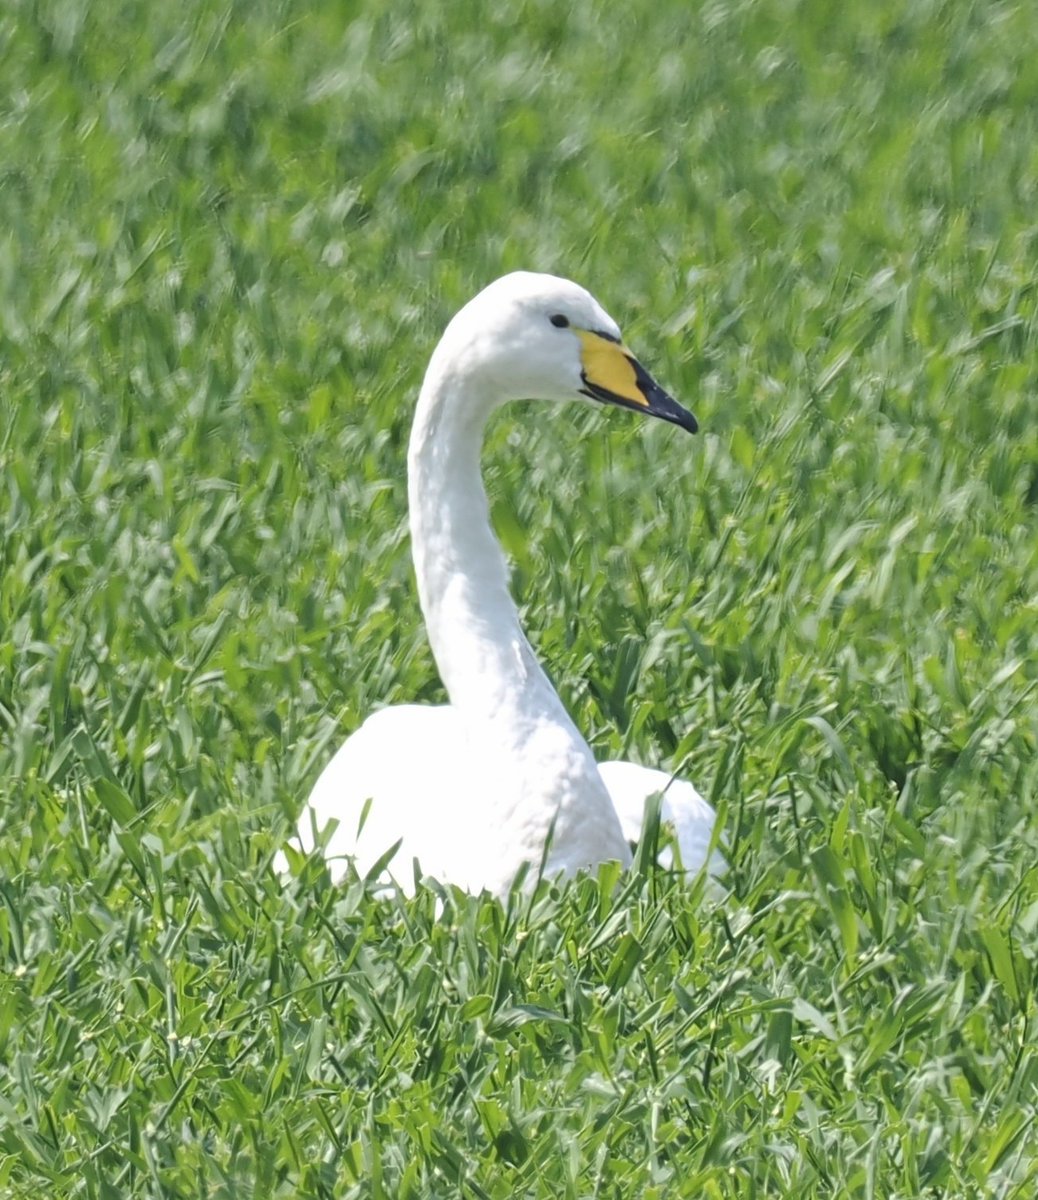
[{"x1": 284, "y1": 272, "x2": 716, "y2": 896}]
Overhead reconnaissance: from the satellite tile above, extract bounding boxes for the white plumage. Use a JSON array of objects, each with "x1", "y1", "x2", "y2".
[{"x1": 284, "y1": 272, "x2": 717, "y2": 896}]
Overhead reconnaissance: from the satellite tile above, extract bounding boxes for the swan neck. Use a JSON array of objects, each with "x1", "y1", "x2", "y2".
[
  {"x1": 408, "y1": 364, "x2": 548, "y2": 717},
  {"x1": 401, "y1": 327, "x2": 629, "y2": 880}
]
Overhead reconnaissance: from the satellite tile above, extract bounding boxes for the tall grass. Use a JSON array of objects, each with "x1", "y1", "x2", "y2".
[{"x1": 2, "y1": 0, "x2": 1036, "y2": 1194}]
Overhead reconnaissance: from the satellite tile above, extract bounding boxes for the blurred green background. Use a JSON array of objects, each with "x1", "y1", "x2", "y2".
[{"x1": 1, "y1": 0, "x2": 1037, "y2": 1195}]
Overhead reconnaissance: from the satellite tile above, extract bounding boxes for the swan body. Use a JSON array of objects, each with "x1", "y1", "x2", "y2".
[{"x1": 287, "y1": 272, "x2": 716, "y2": 896}]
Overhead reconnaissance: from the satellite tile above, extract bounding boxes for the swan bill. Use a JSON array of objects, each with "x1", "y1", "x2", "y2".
[{"x1": 576, "y1": 329, "x2": 698, "y2": 434}]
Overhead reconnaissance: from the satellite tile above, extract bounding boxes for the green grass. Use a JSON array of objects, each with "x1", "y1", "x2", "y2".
[{"x1": 2, "y1": 0, "x2": 1038, "y2": 1194}]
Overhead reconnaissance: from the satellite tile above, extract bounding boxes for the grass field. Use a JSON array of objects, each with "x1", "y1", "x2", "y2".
[{"x1": 2, "y1": 0, "x2": 1038, "y2": 1194}]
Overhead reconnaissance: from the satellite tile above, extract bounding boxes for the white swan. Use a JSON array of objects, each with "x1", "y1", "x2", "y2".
[{"x1": 286, "y1": 272, "x2": 716, "y2": 896}]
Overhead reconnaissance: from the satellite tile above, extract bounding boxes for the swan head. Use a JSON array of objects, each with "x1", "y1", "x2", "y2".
[{"x1": 432, "y1": 271, "x2": 698, "y2": 434}]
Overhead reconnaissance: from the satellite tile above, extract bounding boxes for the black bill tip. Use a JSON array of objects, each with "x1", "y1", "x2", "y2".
[
  {"x1": 632, "y1": 356, "x2": 698, "y2": 434},
  {"x1": 580, "y1": 355, "x2": 698, "y2": 434}
]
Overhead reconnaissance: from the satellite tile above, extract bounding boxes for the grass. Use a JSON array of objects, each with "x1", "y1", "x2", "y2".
[{"x1": 2, "y1": 0, "x2": 1038, "y2": 1194}]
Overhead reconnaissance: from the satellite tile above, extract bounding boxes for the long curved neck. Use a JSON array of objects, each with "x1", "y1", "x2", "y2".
[
  {"x1": 404, "y1": 331, "x2": 631, "y2": 881},
  {"x1": 407, "y1": 359, "x2": 567, "y2": 724}
]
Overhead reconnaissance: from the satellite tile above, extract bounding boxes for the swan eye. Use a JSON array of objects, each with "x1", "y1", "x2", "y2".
[{"x1": 549, "y1": 313, "x2": 570, "y2": 329}]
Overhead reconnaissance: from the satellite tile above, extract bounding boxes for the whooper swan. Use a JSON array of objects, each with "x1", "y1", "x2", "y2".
[{"x1": 287, "y1": 272, "x2": 716, "y2": 896}]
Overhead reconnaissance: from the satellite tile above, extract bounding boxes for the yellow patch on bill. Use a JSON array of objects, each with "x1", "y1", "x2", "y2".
[{"x1": 577, "y1": 330, "x2": 647, "y2": 407}]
